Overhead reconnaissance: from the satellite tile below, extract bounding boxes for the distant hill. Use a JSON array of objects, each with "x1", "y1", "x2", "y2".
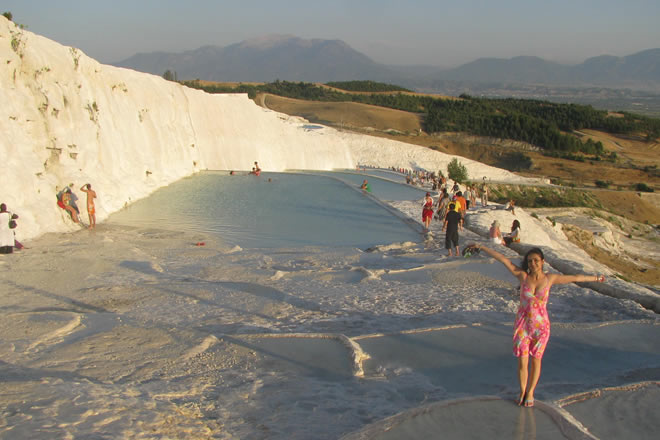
[
  {"x1": 573, "y1": 49, "x2": 660, "y2": 85},
  {"x1": 114, "y1": 35, "x2": 396, "y2": 83},
  {"x1": 435, "y1": 56, "x2": 571, "y2": 84},
  {"x1": 436, "y1": 49, "x2": 660, "y2": 88},
  {"x1": 114, "y1": 36, "x2": 660, "y2": 91}
]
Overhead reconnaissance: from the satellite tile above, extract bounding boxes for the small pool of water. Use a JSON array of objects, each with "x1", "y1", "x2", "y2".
[{"x1": 107, "y1": 172, "x2": 421, "y2": 249}]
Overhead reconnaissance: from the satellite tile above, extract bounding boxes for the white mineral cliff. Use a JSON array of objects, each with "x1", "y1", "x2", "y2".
[{"x1": 0, "y1": 17, "x2": 536, "y2": 240}]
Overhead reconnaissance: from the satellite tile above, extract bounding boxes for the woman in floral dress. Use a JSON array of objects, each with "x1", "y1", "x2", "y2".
[{"x1": 465, "y1": 244, "x2": 605, "y2": 407}]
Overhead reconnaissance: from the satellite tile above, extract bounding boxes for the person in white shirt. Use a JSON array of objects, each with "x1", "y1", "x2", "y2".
[{"x1": 489, "y1": 220, "x2": 503, "y2": 245}]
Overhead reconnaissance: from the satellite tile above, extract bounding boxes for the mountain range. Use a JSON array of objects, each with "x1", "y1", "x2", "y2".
[
  {"x1": 115, "y1": 35, "x2": 393, "y2": 84},
  {"x1": 114, "y1": 35, "x2": 660, "y2": 91}
]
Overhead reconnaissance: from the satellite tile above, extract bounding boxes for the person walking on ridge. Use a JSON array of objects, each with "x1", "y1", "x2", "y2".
[
  {"x1": 442, "y1": 202, "x2": 462, "y2": 256},
  {"x1": 435, "y1": 189, "x2": 449, "y2": 221},
  {"x1": 422, "y1": 192, "x2": 434, "y2": 232}
]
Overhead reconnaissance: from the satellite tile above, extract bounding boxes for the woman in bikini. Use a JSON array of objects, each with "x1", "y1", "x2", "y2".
[
  {"x1": 504, "y1": 219, "x2": 521, "y2": 247},
  {"x1": 465, "y1": 243, "x2": 605, "y2": 407},
  {"x1": 59, "y1": 189, "x2": 80, "y2": 223}
]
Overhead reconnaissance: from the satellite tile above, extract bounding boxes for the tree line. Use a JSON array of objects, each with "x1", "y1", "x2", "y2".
[{"x1": 325, "y1": 81, "x2": 412, "y2": 93}]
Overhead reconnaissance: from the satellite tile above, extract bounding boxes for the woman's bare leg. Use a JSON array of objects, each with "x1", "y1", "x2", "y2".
[
  {"x1": 518, "y1": 356, "x2": 528, "y2": 404},
  {"x1": 525, "y1": 357, "x2": 542, "y2": 403},
  {"x1": 66, "y1": 206, "x2": 79, "y2": 223}
]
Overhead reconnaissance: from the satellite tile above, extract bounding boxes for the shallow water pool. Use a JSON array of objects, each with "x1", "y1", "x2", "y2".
[
  {"x1": 317, "y1": 171, "x2": 430, "y2": 201},
  {"x1": 106, "y1": 172, "x2": 422, "y2": 249}
]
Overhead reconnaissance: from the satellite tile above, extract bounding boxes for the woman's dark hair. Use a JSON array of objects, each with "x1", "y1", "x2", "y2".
[
  {"x1": 521, "y1": 247, "x2": 544, "y2": 272},
  {"x1": 512, "y1": 219, "x2": 521, "y2": 231}
]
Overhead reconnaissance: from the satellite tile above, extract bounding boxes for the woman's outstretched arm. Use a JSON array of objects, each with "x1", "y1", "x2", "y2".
[
  {"x1": 548, "y1": 273, "x2": 605, "y2": 285},
  {"x1": 468, "y1": 243, "x2": 525, "y2": 279}
]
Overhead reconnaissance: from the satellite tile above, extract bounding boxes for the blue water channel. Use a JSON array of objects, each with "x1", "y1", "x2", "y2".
[{"x1": 106, "y1": 171, "x2": 424, "y2": 249}]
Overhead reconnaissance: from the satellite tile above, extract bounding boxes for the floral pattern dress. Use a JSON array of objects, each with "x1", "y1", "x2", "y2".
[{"x1": 513, "y1": 276, "x2": 551, "y2": 359}]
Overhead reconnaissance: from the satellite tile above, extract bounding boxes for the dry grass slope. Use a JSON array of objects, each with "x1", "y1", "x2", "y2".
[{"x1": 260, "y1": 93, "x2": 423, "y2": 134}]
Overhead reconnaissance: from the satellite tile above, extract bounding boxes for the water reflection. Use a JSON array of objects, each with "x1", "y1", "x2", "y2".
[{"x1": 515, "y1": 406, "x2": 537, "y2": 440}]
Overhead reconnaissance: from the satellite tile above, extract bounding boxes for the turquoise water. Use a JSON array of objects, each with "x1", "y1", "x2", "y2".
[
  {"x1": 107, "y1": 172, "x2": 421, "y2": 248},
  {"x1": 318, "y1": 171, "x2": 429, "y2": 201},
  {"x1": 344, "y1": 168, "x2": 410, "y2": 184}
]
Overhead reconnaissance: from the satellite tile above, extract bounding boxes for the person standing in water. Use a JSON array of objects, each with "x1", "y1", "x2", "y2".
[
  {"x1": 360, "y1": 179, "x2": 371, "y2": 193},
  {"x1": 80, "y1": 184, "x2": 97, "y2": 229},
  {"x1": 465, "y1": 243, "x2": 605, "y2": 407}
]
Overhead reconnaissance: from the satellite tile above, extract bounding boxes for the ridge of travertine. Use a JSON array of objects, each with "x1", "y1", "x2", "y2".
[{"x1": 0, "y1": 16, "x2": 539, "y2": 240}]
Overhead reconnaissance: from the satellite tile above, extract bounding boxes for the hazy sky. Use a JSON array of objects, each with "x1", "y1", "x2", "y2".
[{"x1": 4, "y1": 0, "x2": 659, "y2": 67}]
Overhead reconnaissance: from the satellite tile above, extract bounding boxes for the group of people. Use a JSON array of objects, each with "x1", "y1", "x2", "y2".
[
  {"x1": 3, "y1": 182, "x2": 98, "y2": 255},
  {"x1": 422, "y1": 182, "x2": 481, "y2": 255},
  {"x1": 404, "y1": 168, "x2": 490, "y2": 206},
  {"x1": 56, "y1": 183, "x2": 97, "y2": 229},
  {"x1": 489, "y1": 219, "x2": 521, "y2": 246},
  {"x1": 249, "y1": 161, "x2": 262, "y2": 176},
  {"x1": 422, "y1": 178, "x2": 521, "y2": 257},
  {"x1": 231, "y1": 162, "x2": 265, "y2": 177},
  {"x1": 391, "y1": 167, "x2": 435, "y2": 186}
]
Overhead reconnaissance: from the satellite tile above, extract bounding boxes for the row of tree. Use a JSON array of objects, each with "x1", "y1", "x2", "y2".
[
  {"x1": 424, "y1": 99, "x2": 605, "y2": 154},
  {"x1": 325, "y1": 81, "x2": 411, "y2": 93}
]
